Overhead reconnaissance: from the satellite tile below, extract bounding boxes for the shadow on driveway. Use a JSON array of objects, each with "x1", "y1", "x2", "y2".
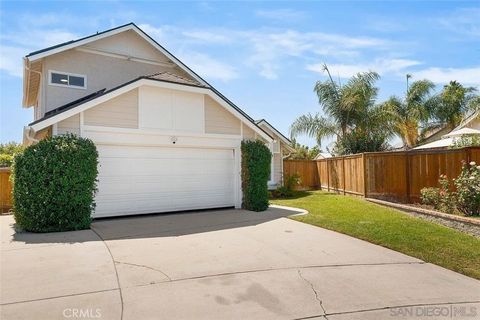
[{"x1": 6, "y1": 206, "x2": 297, "y2": 244}]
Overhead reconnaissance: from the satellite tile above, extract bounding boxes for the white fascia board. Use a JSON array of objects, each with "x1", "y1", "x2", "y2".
[
  {"x1": 257, "y1": 120, "x2": 293, "y2": 150},
  {"x1": 30, "y1": 78, "x2": 273, "y2": 142}
]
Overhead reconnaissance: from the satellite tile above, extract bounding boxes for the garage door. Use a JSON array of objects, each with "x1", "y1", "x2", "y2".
[{"x1": 94, "y1": 145, "x2": 235, "y2": 218}]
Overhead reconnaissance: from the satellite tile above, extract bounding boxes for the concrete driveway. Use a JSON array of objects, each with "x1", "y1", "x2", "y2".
[{"x1": 1, "y1": 207, "x2": 479, "y2": 320}]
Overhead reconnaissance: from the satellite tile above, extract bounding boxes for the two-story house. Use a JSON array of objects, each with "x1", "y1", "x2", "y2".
[{"x1": 22, "y1": 23, "x2": 293, "y2": 218}]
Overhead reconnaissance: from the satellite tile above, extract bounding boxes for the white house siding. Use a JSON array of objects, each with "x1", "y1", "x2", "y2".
[
  {"x1": 84, "y1": 89, "x2": 138, "y2": 128},
  {"x1": 273, "y1": 152, "x2": 283, "y2": 184},
  {"x1": 205, "y1": 96, "x2": 241, "y2": 135},
  {"x1": 242, "y1": 123, "x2": 256, "y2": 140},
  {"x1": 57, "y1": 114, "x2": 80, "y2": 135},
  {"x1": 85, "y1": 29, "x2": 173, "y2": 64},
  {"x1": 138, "y1": 86, "x2": 204, "y2": 133}
]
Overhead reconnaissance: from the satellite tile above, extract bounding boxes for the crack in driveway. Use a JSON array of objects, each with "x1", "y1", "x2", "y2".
[
  {"x1": 90, "y1": 227, "x2": 124, "y2": 320},
  {"x1": 114, "y1": 260, "x2": 172, "y2": 281},
  {"x1": 297, "y1": 269, "x2": 327, "y2": 316}
]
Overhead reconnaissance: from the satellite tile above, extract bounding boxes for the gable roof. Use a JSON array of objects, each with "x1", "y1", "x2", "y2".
[
  {"x1": 25, "y1": 22, "x2": 206, "y2": 87},
  {"x1": 255, "y1": 119, "x2": 294, "y2": 151},
  {"x1": 25, "y1": 23, "x2": 272, "y2": 140},
  {"x1": 28, "y1": 76, "x2": 273, "y2": 142}
]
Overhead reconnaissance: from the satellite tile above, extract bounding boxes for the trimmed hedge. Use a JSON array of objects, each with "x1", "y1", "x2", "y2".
[
  {"x1": 12, "y1": 134, "x2": 99, "y2": 232},
  {"x1": 241, "y1": 140, "x2": 271, "y2": 211}
]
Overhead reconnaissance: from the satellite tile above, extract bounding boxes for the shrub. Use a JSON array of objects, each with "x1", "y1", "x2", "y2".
[
  {"x1": 12, "y1": 134, "x2": 99, "y2": 232},
  {"x1": 420, "y1": 187, "x2": 440, "y2": 207},
  {"x1": 454, "y1": 161, "x2": 480, "y2": 216},
  {"x1": 420, "y1": 174, "x2": 455, "y2": 213},
  {"x1": 0, "y1": 142, "x2": 24, "y2": 167},
  {"x1": 271, "y1": 174, "x2": 301, "y2": 198},
  {"x1": 241, "y1": 140, "x2": 271, "y2": 211},
  {"x1": 0, "y1": 154, "x2": 13, "y2": 167}
]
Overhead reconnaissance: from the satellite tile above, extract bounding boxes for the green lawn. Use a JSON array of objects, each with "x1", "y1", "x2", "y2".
[{"x1": 271, "y1": 191, "x2": 480, "y2": 280}]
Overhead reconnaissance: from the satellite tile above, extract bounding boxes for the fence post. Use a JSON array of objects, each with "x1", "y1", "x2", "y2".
[
  {"x1": 327, "y1": 159, "x2": 330, "y2": 192},
  {"x1": 342, "y1": 156, "x2": 346, "y2": 195},
  {"x1": 405, "y1": 152, "x2": 411, "y2": 203},
  {"x1": 362, "y1": 153, "x2": 367, "y2": 198},
  {"x1": 465, "y1": 147, "x2": 471, "y2": 164}
]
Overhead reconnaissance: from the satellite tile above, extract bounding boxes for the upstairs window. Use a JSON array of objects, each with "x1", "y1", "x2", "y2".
[{"x1": 49, "y1": 71, "x2": 86, "y2": 89}]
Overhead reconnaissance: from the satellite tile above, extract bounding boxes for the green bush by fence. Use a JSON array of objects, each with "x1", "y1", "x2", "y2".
[
  {"x1": 12, "y1": 134, "x2": 99, "y2": 232},
  {"x1": 241, "y1": 140, "x2": 271, "y2": 211}
]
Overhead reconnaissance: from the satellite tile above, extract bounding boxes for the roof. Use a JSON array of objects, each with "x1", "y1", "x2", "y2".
[
  {"x1": 255, "y1": 119, "x2": 292, "y2": 143},
  {"x1": 28, "y1": 76, "x2": 274, "y2": 142},
  {"x1": 146, "y1": 72, "x2": 206, "y2": 87},
  {"x1": 453, "y1": 110, "x2": 479, "y2": 131},
  {"x1": 314, "y1": 152, "x2": 333, "y2": 160},
  {"x1": 27, "y1": 23, "x2": 134, "y2": 58},
  {"x1": 443, "y1": 127, "x2": 480, "y2": 138},
  {"x1": 413, "y1": 138, "x2": 453, "y2": 150}
]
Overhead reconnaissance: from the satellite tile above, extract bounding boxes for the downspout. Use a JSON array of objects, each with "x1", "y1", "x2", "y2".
[{"x1": 24, "y1": 126, "x2": 39, "y2": 145}]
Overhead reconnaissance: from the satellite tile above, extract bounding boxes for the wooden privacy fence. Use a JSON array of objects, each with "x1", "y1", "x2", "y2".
[
  {"x1": 283, "y1": 147, "x2": 480, "y2": 203},
  {"x1": 0, "y1": 168, "x2": 12, "y2": 213}
]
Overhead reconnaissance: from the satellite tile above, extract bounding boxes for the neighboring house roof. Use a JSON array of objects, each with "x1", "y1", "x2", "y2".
[
  {"x1": 25, "y1": 23, "x2": 273, "y2": 141},
  {"x1": 453, "y1": 110, "x2": 479, "y2": 131},
  {"x1": 443, "y1": 127, "x2": 480, "y2": 138},
  {"x1": 255, "y1": 119, "x2": 295, "y2": 152},
  {"x1": 314, "y1": 152, "x2": 333, "y2": 160},
  {"x1": 413, "y1": 138, "x2": 453, "y2": 150}
]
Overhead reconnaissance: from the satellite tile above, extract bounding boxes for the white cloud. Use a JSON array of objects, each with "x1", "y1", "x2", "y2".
[
  {"x1": 306, "y1": 58, "x2": 422, "y2": 78},
  {"x1": 255, "y1": 9, "x2": 306, "y2": 21},
  {"x1": 181, "y1": 30, "x2": 232, "y2": 44},
  {"x1": 437, "y1": 7, "x2": 480, "y2": 37},
  {"x1": 412, "y1": 66, "x2": 480, "y2": 86},
  {"x1": 178, "y1": 52, "x2": 239, "y2": 82},
  {"x1": 0, "y1": 29, "x2": 79, "y2": 77},
  {"x1": 0, "y1": 46, "x2": 26, "y2": 77}
]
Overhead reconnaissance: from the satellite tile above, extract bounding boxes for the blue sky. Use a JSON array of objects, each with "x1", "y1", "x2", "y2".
[{"x1": 1, "y1": 1, "x2": 479, "y2": 148}]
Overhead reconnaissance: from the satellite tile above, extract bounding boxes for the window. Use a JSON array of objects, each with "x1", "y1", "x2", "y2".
[{"x1": 49, "y1": 71, "x2": 86, "y2": 89}]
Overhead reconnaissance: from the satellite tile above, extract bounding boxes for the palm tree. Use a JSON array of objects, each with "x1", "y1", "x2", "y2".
[
  {"x1": 290, "y1": 64, "x2": 387, "y2": 151},
  {"x1": 430, "y1": 81, "x2": 479, "y2": 130},
  {"x1": 381, "y1": 77, "x2": 436, "y2": 148}
]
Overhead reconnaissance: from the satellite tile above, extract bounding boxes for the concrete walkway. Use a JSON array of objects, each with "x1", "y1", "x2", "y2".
[{"x1": 1, "y1": 207, "x2": 479, "y2": 319}]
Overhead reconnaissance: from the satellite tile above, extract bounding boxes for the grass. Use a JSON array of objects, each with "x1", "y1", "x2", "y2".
[{"x1": 271, "y1": 191, "x2": 480, "y2": 280}]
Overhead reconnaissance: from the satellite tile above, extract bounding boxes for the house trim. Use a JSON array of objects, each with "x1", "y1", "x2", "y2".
[{"x1": 29, "y1": 78, "x2": 273, "y2": 142}]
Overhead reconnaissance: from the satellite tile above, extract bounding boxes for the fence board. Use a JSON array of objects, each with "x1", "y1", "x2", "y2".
[
  {"x1": 0, "y1": 168, "x2": 12, "y2": 213},
  {"x1": 283, "y1": 146, "x2": 480, "y2": 203},
  {"x1": 283, "y1": 160, "x2": 319, "y2": 190}
]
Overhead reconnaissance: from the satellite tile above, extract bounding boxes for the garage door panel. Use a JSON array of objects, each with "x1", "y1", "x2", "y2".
[{"x1": 94, "y1": 145, "x2": 235, "y2": 217}]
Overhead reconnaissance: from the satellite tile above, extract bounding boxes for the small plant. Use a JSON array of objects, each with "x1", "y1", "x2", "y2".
[
  {"x1": 272, "y1": 174, "x2": 301, "y2": 198},
  {"x1": 454, "y1": 161, "x2": 480, "y2": 216},
  {"x1": 420, "y1": 187, "x2": 440, "y2": 207},
  {"x1": 420, "y1": 174, "x2": 455, "y2": 213},
  {"x1": 12, "y1": 134, "x2": 99, "y2": 232},
  {"x1": 241, "y1": 140, "x2": 272, "y2": 211}
]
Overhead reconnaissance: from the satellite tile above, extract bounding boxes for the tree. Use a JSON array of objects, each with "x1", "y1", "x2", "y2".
[
  {"x1": 381, "y1": 78, "x2": 436, "y2": 148},
  {"x1": 287, "y1": 139, "x2": 321, "y2": 160},
  {"x1": 290, "y1": 64, "x2": 390, "y2": 155},
  {"x1": 430, "y1": 81, "x2": 479, "y2": 130}
]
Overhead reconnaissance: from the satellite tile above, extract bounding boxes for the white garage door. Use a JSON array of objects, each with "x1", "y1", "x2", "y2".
[{"x1": 94, "y1": 145, "x2": 235, "y2": 218}]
